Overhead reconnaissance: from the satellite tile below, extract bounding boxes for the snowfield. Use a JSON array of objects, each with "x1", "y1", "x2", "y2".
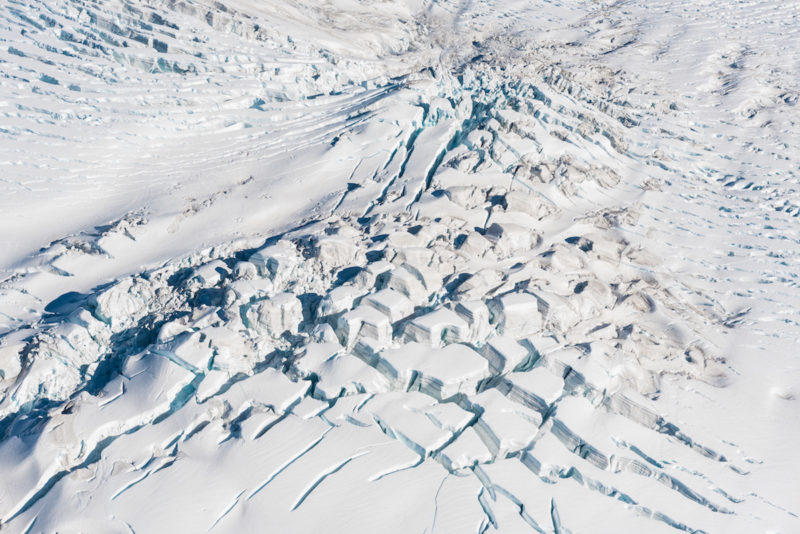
[{"x1": 0, "y1": 0, "x2": 799, "y2": 532}]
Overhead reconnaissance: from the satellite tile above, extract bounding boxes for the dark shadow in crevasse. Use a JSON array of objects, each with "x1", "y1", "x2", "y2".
[{"x1": 43, "y1": 291, "x2": 90, "y2": 318}]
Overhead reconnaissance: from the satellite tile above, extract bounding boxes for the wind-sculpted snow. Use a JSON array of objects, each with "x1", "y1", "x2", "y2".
[{"x1": 1, "y1": 0, "x2": 799, "y2": 532}]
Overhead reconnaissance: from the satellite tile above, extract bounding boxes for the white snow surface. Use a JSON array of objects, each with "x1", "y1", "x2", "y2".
[{"x1": 1, "y1": 0, "x2": 799, "y2": 532}]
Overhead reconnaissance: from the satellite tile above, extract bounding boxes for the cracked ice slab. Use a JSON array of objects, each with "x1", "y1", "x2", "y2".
[
  {"x1": 363, "y1": 288, "x2": 415, "y2": 323},
  {"x1": 402, "y1": 307, "x2": 470, "y2": 346},
  {"x1": 365, "y1": 392, "x2": 464, "y2": 457},
  {"x1": 377, "y1": 342, "x2": 491, "y2": 399}
]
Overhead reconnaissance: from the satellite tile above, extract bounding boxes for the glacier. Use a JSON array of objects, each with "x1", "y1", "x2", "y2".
[{"x1": 0, "y1": 0, "x2": 799, "y2": 532}]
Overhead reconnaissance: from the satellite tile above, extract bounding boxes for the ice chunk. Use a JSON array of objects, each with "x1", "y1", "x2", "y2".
[
  {"x1": 317, "y1": 285, "x2": 363, "y2": 317},
  {"x1": 454, "y1": 300, "x2": 492, "y2": 342},
  {"x1": 365, "y1": 392, "x2": 452, "y2": 456},
  {"x1": 533, "y1": 290, "x2": 581, "y2": 331},
  {"x1": 488, "y1": 292, "x2": 543, "y2": 337},
  {"x1": 472, "y1": 389, "x2": 542, "y2": 457},
  {"x1": 453, "y1": 269, "x2": 502, "y2": 300},
  {"x1": 380, "y1": 343, "x2": 491, "y2": 399},
  {"x1": 571, "y1": 279, "x2": 614, "y2": 317},
  {"x1": 348, "y1": 260, "x2": 392, "y2": 291},
  {"x1": 385, "y1": 264, "x2": 429, "y2": 302},
  {"x1": 192, "y1": 259, "x2": 229, "y2": 287},
  {"x1": 0, "y1": 339, "x2": 23, "y2": 381},
  {"x1": 479, "y1": 335, "x2": 531, "y2": 374},
  {"x1": 618, "y1": 291, "x2": 655, "y2": 314},
  {"x1": 6, "y1": 357, "x2": 81, "y2": 410},
  {"x1": 293, "y1": 342, "x2": 341, "y2": 378},
  {"x1": 351, "y1": 336, "x2": 385, "y2": 367},
  {"x1": 485, "y1": 221, "x2": 540, "y2": 255},
  {"x1": 402, "y1": 308, "x2": 469, "y2": 347},
  {"x1": 315, "y1": 236, "x2": 363, "y2": 271},
  {"x1": 504, "y1": 366, "x2": 564, "y2": 407},
  {"x1": 189, "y1": 306, "x2": 222, "y2": 330},
  {"x1": 586, "y1": 233, "x2": 625, "y2": 263},
  {"x1": 68, "y1": 308, "x2": 111, "y2": 345},
  {"x1": 429, "y1": 247, "x2": 460, "y2": 277},
  {"x1": 393, "y1": 247, "x2": 434, "y2": 268},
  {"x1": 157, "y1": 318, "x2": 193, "y2": 343},
  {"x1": 401, "y1": 262, "x2": 443, "y2": 295},
  {"x1": 440, "y1": 427, "x2": 492, "y2": 471},
  {"x1": 457, "y1": 231, "x2": 493, "y2": 258},
  {"x1": 486, "y1": 206, "x2": 540, "y2": 232},
  {"x1": 89, "y1": 277, "x2": 154, "y2": 331},
  {"x1": 225, "y1": 277, "x2": 274, "y2": 305},
  {"x1": 37, "y1": 322, "x2": 104, "y2": 370},
  {"x1": 204, "y1": 326, "x2": 255, "y2": 375},
  {"x1": 348, "y1": 269, "x2": 376, "y2": 291},
  {"x1": 4, "y1": 318, "x2": 109, "y2": 408},
  {"x1": 336, "y1": 305, "x2": 392, "y2": 349},
  {"x1": 249, "y1": 241, "x2": 299, "y2": 282},
  {"x1": 367, "y1": 260, "x2": 395, "y2": 278},
  {"x1": 386, "y1": 230, "x2": 425, "y2": 249},
  {"x1": 504, "y1": 189, "x2": 555, "y2": 220},
  {"x1": 232, "y1": 261, "x2": 258, "y2": 280},
  {"x1": 424, "y1": 402, "x2": 475, "y2": 433},
  {"x1": 310, "y1": 323, "x2": 340, "y2": 344},
  {"x1": 154, "y1": 331, "x2": 213, "y2": 374},
  {"x1": 362, "y1": 289, "x2": 414, "y2": 323},
  {"x1": 313, "y1": 352, "x2": 391, "y2": 399},
  {"x1": 540, "y1": 243, "x2": 585, "y2": 272},
  {"x1": 445, "y1": 185, "x2": 486, "y2": 209},
  {"x1": 246, "y1": 292, "x2": 303, "y2": 336}
]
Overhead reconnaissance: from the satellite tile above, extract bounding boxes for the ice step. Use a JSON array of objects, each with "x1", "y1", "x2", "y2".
[
  {"x1": 312, "y1": 352, "x2": 391, "y2": 399},
  {"x1": 153, "y1": 331, "x2": 213, "y2": 374},
  {"x1": 245, "y1": 293, "x2": 303, "y2": 337},
  {"x1": 479, "y1": 335, "x2": 532, "y2": 374},
  {"x1": 314, "y1": 236, "x2": 364, "y2": 272},
  {"x1": 402, "y1": 307, "x2": 469, "y2": 346},
  {"x1": 362, "y1": 288, "x2": 415, "y2": 323},
  {"x1": 488, "y1": 292, "x2": 544, "y2": 338},
  {"x1": 385, "y1": 264, "x2": 430, "y2": 303},
  {"x1": 249, "y1": 241, "x2": 299, "y2": 282},
  {"x1": 485, "y1": 221, "x2": 541, "y2": 256},
  {"x1": 317, "y1": 285, "x2": 363, "y2": 317},
  {"x1": 192, "y1": 260, "x2": 230, "y2": 287},
  {"x1": 439, "y1": 427, "x2": 492, "y2": 471},
  {"x1": 336, "y1": 305, "x2": 393, "y2": 349},
  {"x1": 454, "y1": 300, "x2": 492, "y2": 342},
  {"x1": 502, "y1": 366, "x2": 564, "y2": 409},
  {"x1": 365, "y1": 392, "x2": 455, "y2": 457},
  {"x1": 472, "y1": 389, "x2": 543, "y2": 458},
  {"x1": 376, "y1": 342, "x2": 491, "y2": 400},
  {"x1": 225, "y1": 278, "x2": 274, "y2": 307}
]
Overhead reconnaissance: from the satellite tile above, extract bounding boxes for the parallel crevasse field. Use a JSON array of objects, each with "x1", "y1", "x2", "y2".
[{"x1": 0, "y1": 1, "x2": 798, "y2": 532}]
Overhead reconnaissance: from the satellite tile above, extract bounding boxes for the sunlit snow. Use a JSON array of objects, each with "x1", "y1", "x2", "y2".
[{"x1": 0, "y1": 0, "x2": 799, "y2": 532}]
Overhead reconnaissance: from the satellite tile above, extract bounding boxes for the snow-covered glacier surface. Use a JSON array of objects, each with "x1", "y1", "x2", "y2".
[{"x1": 1, "y1": 0, "x2": 799, "y2": 532}]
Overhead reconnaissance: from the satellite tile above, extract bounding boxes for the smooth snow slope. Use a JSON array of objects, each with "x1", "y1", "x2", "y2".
[{"x1": 0, "y1": 1, "x2": 799, "y2": 533}]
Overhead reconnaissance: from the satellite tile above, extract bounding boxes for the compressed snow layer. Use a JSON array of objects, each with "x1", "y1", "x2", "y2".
[{"x1": 0, "y1": 0, "x2": 799, "y2": 533}]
